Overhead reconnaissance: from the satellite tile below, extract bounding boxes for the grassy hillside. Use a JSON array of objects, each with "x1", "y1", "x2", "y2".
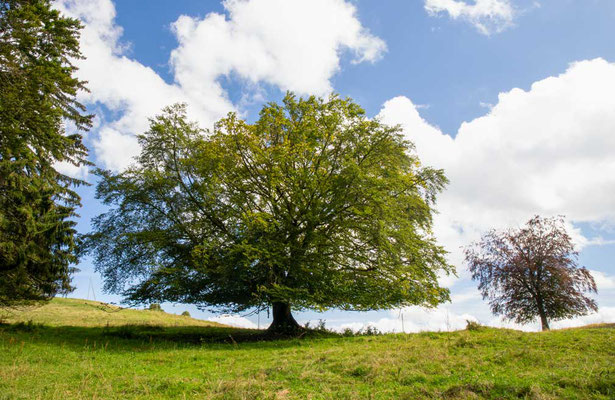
[
  {"x1": 1, "y1": 299, "x2": 614, "y2": 399},
  {"x1": 0, "y1": 297, "x2": 225, "y2": 328}
]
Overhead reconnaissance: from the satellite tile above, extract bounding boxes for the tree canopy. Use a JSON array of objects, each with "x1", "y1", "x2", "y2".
[
  {"x1": 465, "y1": 215, "x2": 598, "y2": 331},
  {"x1": 0, "y1": 0, "x2": 92, "y2": 306},
  {"x1": 86, "y1": 95, "x2": 453, "y2": 331}
]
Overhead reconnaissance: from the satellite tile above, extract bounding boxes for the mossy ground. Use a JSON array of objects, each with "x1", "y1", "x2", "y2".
[{"x1": 0, "y1": 298, "x2": 613, "y2": 399}]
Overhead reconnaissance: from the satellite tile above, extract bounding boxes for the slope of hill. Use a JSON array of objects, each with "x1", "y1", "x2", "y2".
[
  {"x1": 0, "y1": 298, "x2": 613, "y2": 399},
  {"x1": 0, "y1": 297, "x2": 224, "y2": 328}
]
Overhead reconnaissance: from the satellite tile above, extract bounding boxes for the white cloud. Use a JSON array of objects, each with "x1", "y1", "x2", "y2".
[
  {"x1": 450, "y1": 288, "x2": 482, "y2": 304},
  {"x1": 333, "y1": 307, "x2": 478, "y2": 333},
  {"x1": 54, "y1": 161, "x2": 89, "y2": 180},
  {"x1": 93, "y1": 127, "x2": 141, "y2": 171},
  {"x1": 590, "y1": 270, "x2": 615, "y2": 291},
  {"x1": 54, "y1": 0, "x2": 384, "y2": 170},
  {"x1": 424, "y1": 0, "x2": 515, "y2": 35},
  {"x1": 207, "y1": 314, "x2": 258, "y2": 329},
  {"x1": 550, "y1": 307, "x2": 615, "y2": 329},
  {"x1": 582, "y1": 237, "x2": 615, "y2": 247},
  {"x1": 378, "y1": 59, "x2": 615, "y2": 282},
  {"x1": 170, "y1": 0, "x2": 386, "y2": 96},
  {"x1": 54, "y1": 0, "x2": 233, "y2": 171},
  {"x1": 328, "y1": 303, "x2": 615, "y2": 334}
]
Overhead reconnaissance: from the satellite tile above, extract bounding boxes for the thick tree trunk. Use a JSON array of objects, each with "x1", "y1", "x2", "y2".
[
  {"x1": 536, "y1": 295, "x2": 550, "y2": 331},
  {"x1": 539, "y1": 312, "x2": 550, "y2": 331},
  {"x1": 267, "y1": 302, "x2": 302, "y2": 333}
]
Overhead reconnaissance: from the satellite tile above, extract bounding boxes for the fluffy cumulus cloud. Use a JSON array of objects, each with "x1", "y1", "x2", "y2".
[
  {"x1": 370, "y1": 58, "x2": 615, "y2": 331},
  {"x1": 54, "y1": 160, "x2": 90, "y2": 180},
  {"x1": 379, "y1": 58, "x2": 615, "y2": 262},
  {"x1": 54, "y1": 0, "x2": 384, "y2": 171},
  {"x1": 424, "y1": 0, "x2": 515, "y2": 35},
  {"x1": 335, "y1": 307, "x2": 478, "y2": 333},
  {"x1": 54, "y1": 0, "x2": 223, "y2": 171},
  {"x1": 171, "y1": 0, "x2": 386, "y2": 96},
  {"x1": 591, "y1": 270, "x2": 615, "y2": 291}
]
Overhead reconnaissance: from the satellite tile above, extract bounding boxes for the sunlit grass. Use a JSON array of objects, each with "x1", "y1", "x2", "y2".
[
  {"x1": 0, "y1": 299, "x2": 613, "y2": 399},
  {"x1": 0, "y1": 297, "x2": 224, "y2": 328}
]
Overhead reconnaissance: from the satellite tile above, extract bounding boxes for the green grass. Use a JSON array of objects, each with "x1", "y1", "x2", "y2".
[
  {"x1": 1, "y1": 299, "x2": 614, "y2": 399},
  {"x1": 0, "y1": 298, "x2": 225, "y2": 328}
]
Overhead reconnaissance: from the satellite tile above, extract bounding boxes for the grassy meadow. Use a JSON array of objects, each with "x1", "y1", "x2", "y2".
[
  {"x1": 0, "y1": 298, "x2": 224, "y2": 328},
  {"x1": 0, "y1": 298, "x2": 614, "y2": 399}
]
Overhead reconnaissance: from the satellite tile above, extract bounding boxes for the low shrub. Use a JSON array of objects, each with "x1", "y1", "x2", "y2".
[
  {"x1": 466, "y1": 320, "x2": 483, "y2": 331},
  {"x1": 359, "y1": 325, "x2": 382, "y2": 336}
]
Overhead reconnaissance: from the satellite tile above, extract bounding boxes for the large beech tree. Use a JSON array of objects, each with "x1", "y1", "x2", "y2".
[
  {"x1": 465, "y1": 216, "x2": 598, "y2": 331},
  {"x1": 86, "y1": 95, "x2": 453, "y2": 332},
  {"x1": 0, "y1": 0, "x2": 92, "y2": 306}
]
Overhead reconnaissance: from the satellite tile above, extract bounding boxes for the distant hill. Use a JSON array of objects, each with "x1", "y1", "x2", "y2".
[{"x1": 0, "y1": 297, "x2": 225, "y2": 328}]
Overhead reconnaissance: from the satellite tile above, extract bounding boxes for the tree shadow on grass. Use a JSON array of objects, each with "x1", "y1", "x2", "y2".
[{"x1": 0, "y1": 321, "x2": 339, "y2": 353}]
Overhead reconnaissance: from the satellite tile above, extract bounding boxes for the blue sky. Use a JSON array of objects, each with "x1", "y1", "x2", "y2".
[{"x1": 54, "y1": 0, "x2": 615, "y2": 331}]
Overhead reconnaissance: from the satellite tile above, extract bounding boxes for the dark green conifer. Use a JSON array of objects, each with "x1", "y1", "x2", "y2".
[{"x1": 0, "y1": 0, "x2": 92, "y2": 306}]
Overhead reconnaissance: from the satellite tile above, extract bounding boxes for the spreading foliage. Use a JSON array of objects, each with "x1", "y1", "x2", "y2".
[
  {"x1": 0, "y1": 0, "x2": 92, "y2": 306},
  {"x1": 86, "y1": 95, "x2": 453, "y2": 316},
  {"x1": 465, "y1": 216, "x2": 598, "y2": 330}
]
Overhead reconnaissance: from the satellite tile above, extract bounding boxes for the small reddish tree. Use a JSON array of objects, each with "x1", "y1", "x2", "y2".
[{"x1": 464, "y1": 216, "x2": 597, "y2": 331}]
